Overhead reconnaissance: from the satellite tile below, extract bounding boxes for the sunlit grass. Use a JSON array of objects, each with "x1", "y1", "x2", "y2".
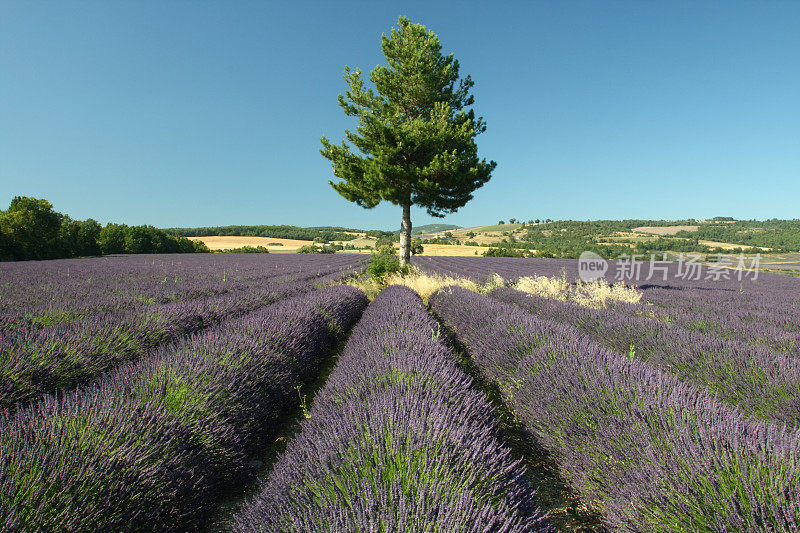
[
  {"x1": 345, "y1": 266, "x2": 642, "y2": 307},
  {"x1": 515, "y1": 274, "x2": 643, "y2": 308}
]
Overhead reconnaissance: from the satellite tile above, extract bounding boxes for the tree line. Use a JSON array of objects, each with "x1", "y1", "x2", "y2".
[
  {"x1": 676, "y1": 220, "x2": 800, "y2": 252},
  {"x1": 0, "y1": 196, "x2": 209, "y2": 261},
  {"x1": 164, "y1": 225, "x2": 360, "y2": 242}
]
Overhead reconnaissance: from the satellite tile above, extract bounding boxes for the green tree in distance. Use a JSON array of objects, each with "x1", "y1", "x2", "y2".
[
  {"x1": 320, "y1": 16, "x2": 495, "y2": 265},
  {"x1": 0, "y1": 196, "x2": 62, "y2": 260}
]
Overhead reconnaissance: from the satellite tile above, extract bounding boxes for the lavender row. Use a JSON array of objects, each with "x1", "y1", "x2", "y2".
[
  {"x1": 413, "y1": 256, "x2": 771, "y2": 288},
  {"x1": 430, "y1": 286, "x2": 800, "y2": 530},
  {"x1": 1, "y1": 280, "x2": 294, "y2": 409},
  {"x1": 0, "y1": 285, "x2": 367, "y2": 531},
  {"x1": 415, "y1": 256, "x2": 800, "y2": 359},
  {"x1": 0, "y1": 253, "x2": 365, "y2": 331},
  {"x1": 0, "y1": 258, "x2": 363, "y2": 409},
  {"x1": 587, "y1": 289, "x2": 800, "y2": 359},
  {"x1": 233, "y1": 285, "x2": 548, "y2": 532},
  {"x1": 414, "y1": 257, "x2": 800, "y2": 349},
  {"x1": 490, "y1": 287, "x2": 800, "y2": 425},
  {"x1": 633, "y1": 285, "x2": 800, "y2": 357}
]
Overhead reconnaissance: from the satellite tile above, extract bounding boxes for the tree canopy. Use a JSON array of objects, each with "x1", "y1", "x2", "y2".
[
  {"x1": 321, "y1": 17, "x2": 495, "y2": 264},
  {"x1": 0, "y1": 196, "x2": 208, "y2": 261}
]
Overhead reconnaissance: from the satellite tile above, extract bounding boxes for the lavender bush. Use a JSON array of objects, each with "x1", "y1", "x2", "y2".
[
  {"x1": 0, "y1": 254, "x2": 364, "y2": 329},
  {"x1": 0, "y1": 254, "x2": 365, "y2": 409},
  {"x1": 233, "y1": 285, "x2": 549, "y2": 532},
  {"x1": 490, "y1": 287, "x2": 800, "y2": 425},
  {"x1": 430, "y1": 286, "x2": 800, "y2": 531},
  {"x1": 414, "y1": 257, "x2": 800, "y2": 355},
  {"x1": 0, "y1": 285, "x2": 367, "y2": 531},
  {"x1": 630, "y1": 283, "x2": 800, "y2": 357}
]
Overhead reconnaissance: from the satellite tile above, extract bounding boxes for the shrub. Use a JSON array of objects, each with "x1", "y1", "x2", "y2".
[
  {"x1": 218, "y1": 246, "x2": 269, "y2": 254},
  {"x1": 366, "y1": 248, "x2": 407, "y2": 278},
  {"x1": 296, "y1": 245, "x2": 336, "y2": 254},
  {"x1": 483, "y1": 247, "x2": 526, "y2": 258}
]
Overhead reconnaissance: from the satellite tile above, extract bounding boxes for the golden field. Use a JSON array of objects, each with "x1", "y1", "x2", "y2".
[
  {"x1": 699, "y1": 240, "x2": 772, "y2": 252},
  {"x1": 632, "y1": 225, "x2": 700, "y2": 235},
  {"x1": 190, "y1": 235, "x2": 497, "y2": 256},
  {"x1": 419, "y1": 244, "x2": 492, "y2": 256},
  {"x1": 188, "y1": 236, "x2": 313, "y2": 251}
]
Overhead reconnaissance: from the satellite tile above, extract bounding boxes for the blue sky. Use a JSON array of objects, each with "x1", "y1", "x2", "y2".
[{"x1": 1, "y1": 1, "x2": 798, "y2": 230}]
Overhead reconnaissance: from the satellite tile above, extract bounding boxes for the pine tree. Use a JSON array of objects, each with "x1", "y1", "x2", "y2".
[{"x1": 321, "y1": 17, "x2": 495, "y2": 266}]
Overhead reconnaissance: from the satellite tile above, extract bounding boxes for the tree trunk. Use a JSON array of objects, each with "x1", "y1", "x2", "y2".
[{"x1": 399, "y1": 203, "x2": 412, "y2": 267}]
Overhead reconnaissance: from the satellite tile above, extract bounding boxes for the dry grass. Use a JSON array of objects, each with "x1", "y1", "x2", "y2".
[
  {"x1": 346, "y1": 267, "x2": 502, "y2": 301},
  {"x1": 514, "y1": 275, "x2": 643, "y2": 308},
  {"x1": 346, "y1": 237, "x2": 378, "y2": 248},
  {"x1": 632, "y1": 225, "x2": 699, "y2": 236},
  {"x1": 698, "y1": 240, "x2": 772, "y2": 252},
  {"x1": 188, "y1": 236, "x2": 314, "y2": 251},
  {"x1": 190, "y1": 234, "x2": 384, "y2": 252},
  {"x1": 419, "y1": 244, "x2": 494, "y2": 256},
  {"x1": 346, "y1": 266, "x2": 641, "y2": 308},
  {"x1": 382, "y1": 269, "x2": 484, "y2": 300}
]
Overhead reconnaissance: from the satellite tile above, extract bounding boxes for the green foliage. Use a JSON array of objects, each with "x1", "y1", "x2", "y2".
[
  {"x1": 297, "y1": 244, "x2": 337, "y2": 254},
  {"x1": 483, "y1": 247, "x2": 527, "y2": 258},
  {"x1": 375, "y1": 235, "x2": 399, "y2": 247},
  {"x1": 119, "y1": 225, "x2": 203, "y2": 255},
  {"x1": 417, "y1": 236, "x2": 457, "y2": 245},
  {"x1": 366, "y1": 247, "x2": 408, "y2": 278},
  {"x1": 58, "y1": 217, "x2": 102, "y2": 257},
  {"x1": 505, "y1": 218, "x2": 800, "y2": 257},
  {"x1": 0, "y1": 196, "x2": 62, "y2": 260},
  {"x1": 217, "y1": 246, "x2": 269, "y2": 253},
  {"x1": 98, "y1": 223, "x2": 127, "y2": 254},
  {"x1": 321, "y1": 17, "x2": 494, "y2": 264},
  {"x1": 677, "y1": 220, "x2": 800, "y2": 252},
  {"x1": 322, "y1": 16, "x2": 495, "y2": 216},
  {"x1": 410, "y1": 240, "x2": 424, "y2": 255},
  {"x1": 192, "y1": 240, "x2": 210, "y2": 253},
  {"x1": 0, "y1": 196, "x2": 208, "y2": 261}
]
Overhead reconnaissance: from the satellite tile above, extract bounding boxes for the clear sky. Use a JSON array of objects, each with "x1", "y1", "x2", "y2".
[{"x1": 1, "y1": 1, "x2": 798, "y2": 230}]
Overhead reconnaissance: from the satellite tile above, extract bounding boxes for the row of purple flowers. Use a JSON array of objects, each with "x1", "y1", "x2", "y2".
[
  {"x1": 0, "y1": 285, "x2": 367, "y2": 530},
  {"x1": 0, "y1": 254, "x2": 364, "y2": 329},
  {"x1": 429, "y1": 286, "x2": 800, "y2": 530},
  {"x1": 490, "y1": 287, "x2": 800, "y2": 425},
  {"x1": 0, "y1": 255, "x2": 363, "y2": 409},
  {"x1": 233, "y1": 286, "x2": 549, "y2": 532}
]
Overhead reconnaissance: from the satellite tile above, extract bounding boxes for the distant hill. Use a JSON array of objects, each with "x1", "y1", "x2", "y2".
[
  {"x1": 163, "y1": 218, "x2": 800, "y2": 256},
  {"x1": 393, "y1": 223, "x2": 462, "y2": 235},
  {"x1": 463, "y1": 223, "x2": 524, "y2": 233}
]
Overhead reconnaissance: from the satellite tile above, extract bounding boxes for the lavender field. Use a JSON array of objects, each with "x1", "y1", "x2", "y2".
[{"x1": 1, "y1": 254, "x2": 799, "y2": 531}]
